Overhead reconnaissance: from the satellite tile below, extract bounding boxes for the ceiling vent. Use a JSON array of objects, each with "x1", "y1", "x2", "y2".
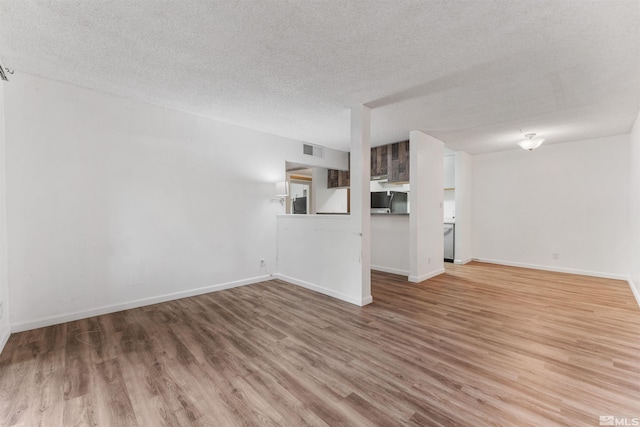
[{"x1": 303, "y1": 143, "x2": 324, "y2": 158}]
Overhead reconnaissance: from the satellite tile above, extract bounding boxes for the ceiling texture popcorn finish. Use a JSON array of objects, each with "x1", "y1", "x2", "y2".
[{"x1": 0, "y1": 0, "x2": 638, "y2": 153}]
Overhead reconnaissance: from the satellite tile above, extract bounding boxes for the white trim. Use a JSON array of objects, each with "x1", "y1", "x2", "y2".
[
  {"x1": 277, "y1": 213, "x2": 350, "y2": 220},
  {"x1": 408, "y1": 268, "x2": 446, "y2": 283},
  {"x1": 371, "y1": 265, "x2": 409, "y2": 277},
  {"x1": 627, "y1": 278, "x2": 640, "y2": 309},
  {"x1": 473, "y1": 258, "x2": 629, "y2": 281},
  {"x1": 276, "y1": 274, "x2": 372, "y2": 306},
  {"x1": 0, "y1": 326, "x2": 10, "y2": 354},
  {"x1": 454, "y1": 258, "x2": 473, "y2": 265},
  {"x1": 0, "y1": 85, "x2": 9, "y2": 355},
  {"x1": 11, "y1": 275, "x2": 271, "y2": 333}
]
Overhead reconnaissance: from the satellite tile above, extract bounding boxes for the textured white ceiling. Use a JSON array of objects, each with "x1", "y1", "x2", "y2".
[{"x1": 1, "y1": 1, "x2": 638, "y2": 153}]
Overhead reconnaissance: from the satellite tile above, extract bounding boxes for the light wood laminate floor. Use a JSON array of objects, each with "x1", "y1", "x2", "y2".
[{"x1": 1, "y1": 262, "x2": 640, "y2": 426}]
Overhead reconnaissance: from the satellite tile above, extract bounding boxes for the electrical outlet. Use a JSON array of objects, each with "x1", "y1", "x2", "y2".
[
  {"x1": 428, "y1": 257, "x2": 431, "y2": 264},
  {"x1": 260, "y1": 259, "x2": 265, "y2": 267},
  {"x1": 552, "y1": 252, "x2": 559, "y2": 260}
]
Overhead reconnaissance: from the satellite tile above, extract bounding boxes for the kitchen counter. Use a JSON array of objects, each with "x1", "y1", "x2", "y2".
[
  {"x1": 371, "y1": 213, "x2": 410, "y2": 275},
  {"x1": 372, "y1": 213, "x2": 409, "y2": 216}
]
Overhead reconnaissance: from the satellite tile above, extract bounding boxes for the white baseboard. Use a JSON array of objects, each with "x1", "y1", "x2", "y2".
[
  {"x1": 11, "y1": 275, "x2": 272, "y2": 333},
  {"x1": 627, "y1": 277, "x2": 640, "y2": 309},
  {"x1": 275, "y1": 274, "x2": 372, "y2": 306},
  {"x1": 0, "y1": 326, "x2": 10, "y2": 355},
  {"x1": 472, "y1": 258, "x2": 629, "y2": 281},
  {"x1": 408, "y1": 268, "x2": 446, "y2": 283},
  {"x1": 454, "y1": 258, "x2": 473, "y2": 265},
  {"x1": 371, "y1": 265, "x2": 409, "y2": 276}
]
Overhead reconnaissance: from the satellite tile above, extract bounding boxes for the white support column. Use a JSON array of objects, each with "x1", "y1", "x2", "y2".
[
  {"x1": 454, "y1": 151, "x2": 473, "y2": 264},
  {"x1": 0, "y1": 82, "x2": 10, "y2": 352},
  {"x1": 409, "y1": 130, "x2": 445, "y2": 282},
  {"x1": 350, "y1": 106, "x2": 372, "y2": 304}
]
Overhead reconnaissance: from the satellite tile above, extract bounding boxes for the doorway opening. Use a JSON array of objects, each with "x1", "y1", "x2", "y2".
[{"x1": 286, "y1": 162, "x2": 313, "y2": 214}]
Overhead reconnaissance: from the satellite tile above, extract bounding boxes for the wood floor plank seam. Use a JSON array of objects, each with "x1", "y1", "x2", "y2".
[{"x1": 1, "y1": 262, "x2": 640, "y2": 426}]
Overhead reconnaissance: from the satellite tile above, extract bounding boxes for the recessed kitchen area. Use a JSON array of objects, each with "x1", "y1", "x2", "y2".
[{"x1": 282, "y1": 139, "x2": 472, "y2": 277}]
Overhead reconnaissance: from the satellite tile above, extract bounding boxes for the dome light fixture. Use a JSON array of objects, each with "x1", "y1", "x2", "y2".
[{"x1": 518, "y1": 133, "x2": 545, "y2": 151}]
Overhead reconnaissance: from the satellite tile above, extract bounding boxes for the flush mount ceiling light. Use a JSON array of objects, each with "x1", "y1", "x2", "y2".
[{"x1": 518, "y1": 133, "x2": 545, "y2": 151}]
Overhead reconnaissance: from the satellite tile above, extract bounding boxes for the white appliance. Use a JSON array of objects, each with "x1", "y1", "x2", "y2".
[{"x1": 444, "y1": 223, "x2": 455, "y2": 262}]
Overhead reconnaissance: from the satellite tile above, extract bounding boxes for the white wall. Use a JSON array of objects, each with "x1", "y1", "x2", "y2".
[
  {"x1": 4, "y1": 73, "x2": 347, "y2": 331},
  {"x1": 628, "y1": 110, "x2": 640, "y2": 304},
  {"x1": 0, "y1": 83, "x2": 9, "y2": 352},
  {"x1": 371, "y1": 215, "x2": 410, "y2": 275},
  {"x1": 443, "y1": 155, "x2": 455, "y2": 218},
  {"x1": 472, "y1": 135, "x2": 630, "y2": 279},
  {"x1": 277, "y1": 106, "x2": 372, "y2": 306},
  {"x1": 313, "y1": 167, "x2": 348, "y2": 213},
  {"x1": 443, "y1": 190, "x2": 455, "y2": 219},
  {"x1": 277, "y1": 215, "x2": 367, "y2": 304},
  {"x1": 454, "y1": 151, "x2": 473, "y2": 264},
  {"x1": 409, "y1": 131, "x2": 445, "y2": 282},
  {"x1": 444, "y1": 155, "x2": 455, "y2": 189}
]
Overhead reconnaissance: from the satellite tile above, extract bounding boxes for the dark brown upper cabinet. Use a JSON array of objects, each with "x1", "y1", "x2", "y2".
[
  {"x1": 327, "y1": 153, "x2": 350, "y2": 188},
  {"x1": 328, "y1": 141, "x2": 409, "y2": 188},
  {"x1": 370, "y1": 145, "x2": 388, "y2": 177},
  {"x1": 388, "y1": 140, "x2": 410, "y2": 183}
]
